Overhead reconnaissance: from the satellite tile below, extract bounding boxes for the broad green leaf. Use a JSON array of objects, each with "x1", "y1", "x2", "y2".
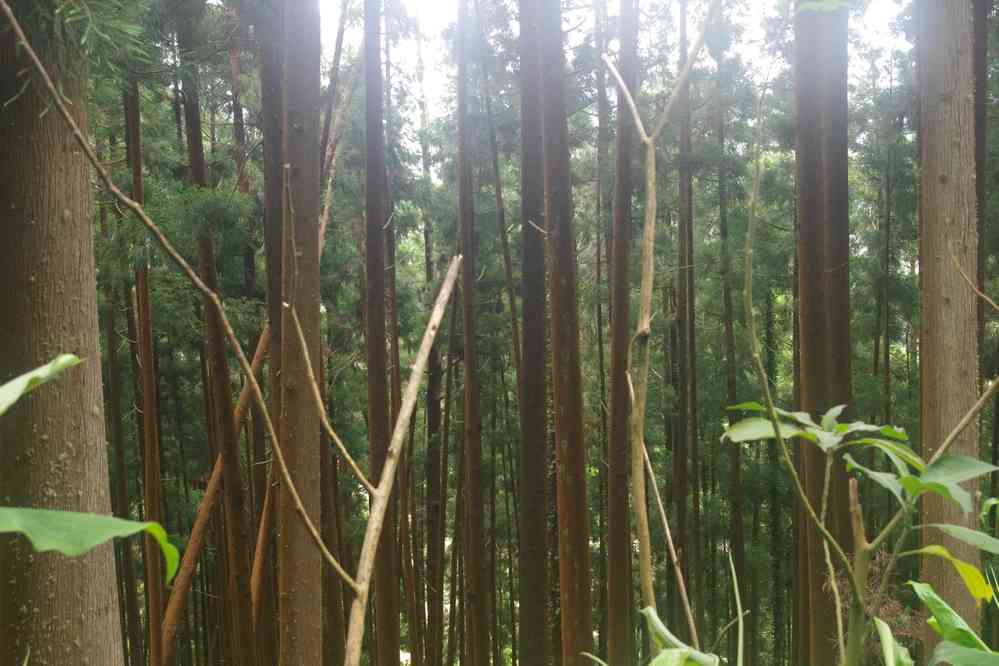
[
  {"x1": 930, "y1": 641, "x2": 999, "y2": 665},
  {"x1": 727, "y1": 401, "x2": 766, "y2": 413},
  {"x1": 909, "y1": 581, "x2": 990, "y2": 650},
  {"x1": 844, "y1": 454, "x2": 905, "y2": 507},
  {"x1": 725, "y1": 403, "x2": 818, "y2": 428},
  {"x1": 904, "y1": 549, "x2": 993, "y2": 605},
  {"x1": 0, "y1": 354, "x2": 81, "y2": 416},
  {"x1": 723, "y1": 417, "x2": 815, "y2": 444},
  {"x1": 928, "y1": 524, "x2": 999, "y2": 556},
  {"x1": 900, "y1": 476, "x2": 971, "y2": 513},
  {"x1": 880, "y1": 425, "x2": 909, "y2": 442},
  {"x1": 821, "y1": 404, "x2": 847, "y2": 430},
  {"x1": 808, "y1": 427, "x2": 843, "y2": 452},
  {"x1": 875, "y1": 617, "x2": 914, "y2": 666},
  {"x1": 0, "y1": 508, "x2": 178, "y2": 582},
  {"x1": 848, "y1": 438, "x2": 924, "y2": 473},
  {"x1": 922, "y1": 456, "x2": 999, "y2": 487}
]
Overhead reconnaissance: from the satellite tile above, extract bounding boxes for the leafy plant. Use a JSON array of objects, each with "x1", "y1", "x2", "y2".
[{"x1": 1, "y1": 355, "x2": 178, "y2": 582}]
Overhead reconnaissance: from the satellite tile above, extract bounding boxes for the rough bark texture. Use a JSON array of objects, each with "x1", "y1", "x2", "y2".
[
  {"x1": 607, "y1": 0, "x2": 637, "y2": 659},
  {"x1": 277, "y1": 0, "x2": 323, "y2": 662},
  {"x1": 793, "y1": 6, "x2": 852, "y2": 665},
  {"x1": 517, "y1": 1, "x2": 551, "y2": 663},
  {"x1": 0, "y1": 24, "x2": 123, "y2": 665},
  {"x1": 917, "y1": 0, "x2": 981, "y2": 641},
  {"x1": 539, "y1": 0, "x2": 593, "y2": 661}
]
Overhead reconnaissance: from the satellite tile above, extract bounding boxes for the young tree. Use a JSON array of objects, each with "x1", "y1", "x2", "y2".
[
  {"x1": 517, "y1": 1, "x2": 551, "y2": 663},
  {"x1": 0, "y1": 7, "x2": 123, "y2": 662},
  {"x1": 793, "y1": 5, "x2": 852, "y2": 665},
  {"x1": 538, "y1": 0, "x2": 593, "y2": 660},
  {"x1": 917, "y1": 0, "x2": 981, "y2": 639}
]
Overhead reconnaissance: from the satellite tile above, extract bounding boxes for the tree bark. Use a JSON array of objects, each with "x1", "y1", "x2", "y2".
[
  {"x1": 607, "y1": 0, "x2": 637, "y2": 659},
  {"x1": 793, "y1": 6, "x2": 852, "y2": 664},
  {"x1": 538, "y1": 0, "x2": 594, "y2": 660},
  {"x1": 0, "y1": 21, "x2": 124, "y2": 663},
  {"x1": 517, "y1": 1, "x2": 551, "y2": 663},
  {"x1": 917, "y1": 0, "x2": 981, "y2": 642}
]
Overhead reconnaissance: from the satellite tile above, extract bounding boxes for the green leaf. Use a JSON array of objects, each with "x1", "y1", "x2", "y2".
[
  {"x1": 844, "y1": 454, "x2": 905, "y2": 507},
  {"x1": 929, "y1": 641, "x2": 999, "y2": 665},
  {"x1": 875, "y1": 617, "x2": 914, "y2": 666},
  {"x1": 0, "y1": 354, "x2": 81, "y2": 416},
  {"x1": 722, "y1": 417, "x2": 815, "y2": 444},
  {"x1": 927, "y1": 524, "x2": 999, "y2": 556},
  {"x1": 900, "y1": 476, "x2": 972, "y2": 513},
  {"x1": 727, "y1": 401, "x2": 766, "y2": 412},
  {"x1": 821, "y1": 404, "x2": 847, "y2": 430},
  {"x1": 725, "y1": 403, "x2": 819, "y2": 428},
  {"x1": 909, "y1": 581, "x2": 990, "y2": 650},
  {"x1": 848, "y1": 438, "x2": 924, "y2": 473},
  {"x1": 649, "y1": 649, "x2": 694, "y2": 666},
  {"x1": 0, "y1": 508, "x2": 178, "y2": 582},
  {"x1": 905, "y1": 550, "x2": 993, "y2": 606},
  {"x1": 923, "y1": 456, "x2": 999, "y2": 487},
  {"x1": 880, "y1": 425, "x2": 910, "y2": 442},
  {"x1": 981, "y1": 498, "x2": 999, "y2": 527}
]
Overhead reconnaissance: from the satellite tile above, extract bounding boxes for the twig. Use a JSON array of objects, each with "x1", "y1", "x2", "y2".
[
  {"x1": 708, "y1": 611, "x2": 749, "y2": 655},
  {"x1": 727, "y1": 549, "x2": 744, "y2": 666},
  {"x1": 644, "y1": 444, "x2": 700, "y2": 649},
  {"x1": 344, "y1": 256, "x2": 462, "y2": 666},
  {"x1": 952, "y1": 252, "x2": 999, "y2": 315},
  {"x1": 288, "y1": 306, "x2": 377, "y2": 494},
  {"x1": 0, "y1": 0, "x2": 357, "y2": 592}
]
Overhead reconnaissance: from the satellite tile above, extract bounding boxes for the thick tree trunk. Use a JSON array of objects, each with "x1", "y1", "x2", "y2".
[
  {"x1": 607, "y1": 0, "x2": 637, "y2": 659},
  {"x1": 538, "y1": 0, "x2": 593, "y2": 661},
  {"x1": 917, "y1": 0, "x2": 981, "y2": 642},
  {"x1": 0, "y1": 25, "x2": 123, "y2": 664},
  {"x1": 793, "y1": 6, "x2": 852, "y2": 665},
  {"x1": 517, "y1": 1, "x2": 550, "y2": 663}
]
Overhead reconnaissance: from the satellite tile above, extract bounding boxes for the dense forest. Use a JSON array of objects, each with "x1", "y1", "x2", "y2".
[{"x1": 2, "y1": 0, "x2": 999, "y2": 664}]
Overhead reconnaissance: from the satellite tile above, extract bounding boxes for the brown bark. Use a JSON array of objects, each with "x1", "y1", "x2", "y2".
[
  {"x1": 539, "y1": 0, "x2": 593, "y2": 660},
  {"x1": 0, "y1": 27, "x2": 123, "y2": 664},
  {"x1": 606, "y1": 0, "x2": 637, "y2": 660},
  {"x1": 227, "y1": 4, "x2": 249, "y2": 195},
  {"x1": 517, "y1": 0, "x2": 550, "y2": 663},
  {"x1": 793, "y1": 6, "x2": 852, "y2": 665},
  {"x1": 456, "y1": 0, "x2": 489, "y2": 661},
  {"x1": 277, "y1": 0, "x2": 324, "y2": 662},
  {"x1": 364, "y1": 0, "x2": 400, "y2": 662},
  {"x1": 177, "y1": 0, "x2": 209, "y2": 187},
  {"x1": 917, "y1": 0, "x2": 981, "y2": 641}
]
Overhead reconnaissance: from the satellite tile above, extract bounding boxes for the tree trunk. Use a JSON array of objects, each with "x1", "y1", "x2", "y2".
[
  {"x1": 277, "y1": 0, "x2": 324, "y2": 662},
  {"x1": 917, "y1": 0, "x2": 981, "y2": 642},
  {"x1": 793, "y1": 5, "x2": 852, "y2": 664},
  {"x1": 517, "y1": 1, "x2": 551, "y2": 663},
  {"x1": 363, "y1": 0, "x2": 400, "y2": 663},
  {"x1": 0, "y1": 22, "x2": 123, "y2": 663},
  {"x1": 607, "y1": 0, "x2": 637, "y2": 659},
  {"x1": 538, "y1": 0, "x2": 594, "y2": 660}
]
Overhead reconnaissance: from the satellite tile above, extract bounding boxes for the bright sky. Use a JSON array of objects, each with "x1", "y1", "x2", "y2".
[{"x1": 318, "y1": 0, "x2": 911, "y2": 124}]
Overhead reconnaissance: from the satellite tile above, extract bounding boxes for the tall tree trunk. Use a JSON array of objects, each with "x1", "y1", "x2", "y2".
[
  {"x1": 676, "y1": 0, "x2": 702, "y2": 634},
  {"x1": 456, "y1": 0, "x2": 489, "y2": 662},
  {"x1": 607, "y1": 0, "x2": 637, "y2": 659},
  {"x1": 277, "y1": 0, "x2": 323, "y2": 662},
  {"x1": 917, "y1": 0, "x2": 981, "y2": 642},
  {"x1": 517, "y1": 0, "x2": 550, "y2": 663},
  {"x1": 539, "y1": 0, "x2": 594, "y2": 660},
  {"x1": 714, "y1": 48, "x2": 747, "y2": 664},
  {"x1": 793, "y1": 5, "x2": 852, "y2": 665},
  {"x1": 0, "y1": 21, "x2": 123, "y2": 663},
  {"x1": 363, "y1": 0, "x2": 400, "y2": 663}
]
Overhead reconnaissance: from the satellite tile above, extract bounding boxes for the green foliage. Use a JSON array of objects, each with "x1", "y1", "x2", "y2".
[
  {"x1": 874, "y1": 617, "x2": 914, "y2": 666},
  {"x1": 0, "y1": 354, "x2": 80, "y2": 416},
  {"x1": 0, "y1": 508, "x2": 178, "y2": 582}
]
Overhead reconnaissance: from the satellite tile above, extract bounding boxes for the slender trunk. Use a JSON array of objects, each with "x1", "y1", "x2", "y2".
[
  {"x1": 765, "y1": 289, "x2": 786, "y2": 665},
  {"x1": 517, "y1": 0, "x2": 550, "y2": 662},
  {"x1": 917, "y1": 0, "x2": 981, "y2": 641},
  {"x1": 364, "y1": 0, "x2": 400, "y2": 662},
  {"x1": 320, "y1": 0, "x2": 351, "y2": 186},
  {"x1": 539, "y1": 0, "x2": 593, "y2": 659},
  {"x1": 607, "y1": 0, "x2": 637, "y2": 659}
]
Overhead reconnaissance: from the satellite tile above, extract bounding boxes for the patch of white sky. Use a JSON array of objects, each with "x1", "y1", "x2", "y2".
[{"x1": 317, "y1": 0, "x2": 911, "y2": 132}]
